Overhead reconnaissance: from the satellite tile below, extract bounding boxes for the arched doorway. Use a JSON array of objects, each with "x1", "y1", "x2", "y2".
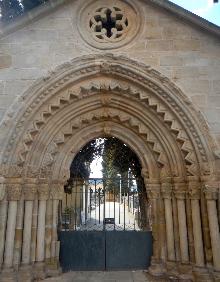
[
  {"x1": 58, "y1": 137, "x2": 152, "y2": 271},
  {"x1": 0, "y1": 54, "x2": 219, "y2": 281}
]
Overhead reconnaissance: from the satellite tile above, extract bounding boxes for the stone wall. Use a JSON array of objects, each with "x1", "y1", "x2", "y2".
[{"x1": 0, "y1": 0, "x2": 219, "y2": 151}]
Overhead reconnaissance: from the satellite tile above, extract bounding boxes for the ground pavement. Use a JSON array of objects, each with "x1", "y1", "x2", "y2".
[{"x1": 41, "y1": 271, "x2": 169, "y2": 282}]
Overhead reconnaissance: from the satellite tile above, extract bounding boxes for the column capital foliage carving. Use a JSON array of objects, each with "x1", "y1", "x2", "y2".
[
  {"x1": 23, "y1": 178, "x2": 37, "y2": 200},
  {"x1": 173, "y1": 178, "x2": 187, "y2": 199},
  {"x1": 188, "y1": 180, "x2": 201, "y2": 200},
  {"x1": 203, "y1": 183, "x2": 219, "y2": 200},
  {"x1": 161, "y1": 180, "x2": 173, "y2": 199},
  {"x1": 50, "y1": 181, "x2": 64, "y2": 200},
  {"x1": 146, "y1": 182, "x2": 161, "y2": 199},
  {"x1": 38, "y1": 180, "x2": 50, "y2": 201},
  {"x1": 6, "y1": 178, "x2": 22, "y2": 201}
]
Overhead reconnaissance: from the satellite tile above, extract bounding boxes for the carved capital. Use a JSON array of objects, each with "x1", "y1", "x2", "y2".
[
  {"x1": 203, "y1": 183, "x2": 218, "y2": 200},
  {"x1": 23, "y1": 178, "x2": 37, "y2": 200},
  {"x1": 38, "y1": 180, "x2": 50, "y2": 200},
  {"x1": 0, "y1": 176, "x2": 6, "y2": 201},
  {"x1": 188, "y1": 180, "x2": 201, "y2": 200},
  {"x1": 51, "y1": 182, "x2": 64, "y2": 200},
  {"x1": 173, "y1": 178, "x2": 187, "y2": 199},
  {"x1": 6, "y1": 178, "x2": 22, "y2": 201},
  {"x1": 146, "y1": 183, "x2": 161, "y2": 199},
  {"x1": 161, "y1": 181, "x2": 173, "y2": 199}
]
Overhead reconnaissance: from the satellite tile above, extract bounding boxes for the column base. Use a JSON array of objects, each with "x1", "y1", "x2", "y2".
[
  {"x1": 166, "y1": 261, "x2": 179, "y2": 277},
  {"x1": 18, "y1": 265, "x2": 33, "y2": 282},
  {"x1": 177, "y1": 263, "x2": 193, "y2": 281},
  {"x1": 193, "y1": 266, "x2": 212, "y2": 282},
  {"x1": 46, "y1": 260, "x2": 62, "y2": 278},
  {"x1": 33, "y1": 262, "x2": 46, "y2": 280},
  {"x1": 0, "y1": 268, "x2": 16, "y2": 282},
  {"x1": 213, "y1": 271, "x2": 220, "y2": 282},
  {"x1": 149, "y1": 261, "x2": 166, "y2": 276}
]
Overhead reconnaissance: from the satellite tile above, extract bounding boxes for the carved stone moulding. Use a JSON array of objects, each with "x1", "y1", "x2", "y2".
[
  {"x1": 203, "y1": 182, "x2": 219, "y2": 200},
  {"x1": 38, "y1": 179, "x2": 50, "y2": 201},
  {"x1": 77, "y1": 0, "x2": 142, "y2": 49},
  {"x1": 50, "y1": 181, "x2": 64, "y2": 200},
  {"x1": 6, "y1": 177, "x2": 22, "y2": 201},
  {"x1": 23, "y1": 178, "x2": 38, "y2": 201}
]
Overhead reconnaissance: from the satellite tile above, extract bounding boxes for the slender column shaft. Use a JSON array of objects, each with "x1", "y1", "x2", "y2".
[
  {"x1": 31, "y1": 199, "x2": 38, "y2": 263},
  {"x1": 185, "y1": 198, "x2": 195, "y2": 263},
  {"x1": 36, "y1": 200, "x2": 46, "y2": 262},
  {"x1": 4, "y1": 201, "x2": 18, "y2": 268},
  {"x1": 45, "y1": 199, "x2": 53, "y2": 262},
  {"x1": 22, "y1": 201, "x2": 34, "y2": 264},
  {"x1": 13, "y1": 198, "x2": 24, "y2": 268},
  {"x1": 164, "y1": 198, "x2": 175, "y2": 261},
  {"x1": 159, "y1": 198, "x2": 167, "y2": 261},
  {"x1": 51, "y1": 199, "x2": 59, "y2": 261},
  {"x1": 200, "y1": 193, "x2": 212, "y2": 263},
  {"x1": 172, "y1": 198, "x2": 180, "y2": 261},
  {"x1": 191, "y1": 199, "x2": 205, "y2": 267},
  {"x1": 177, "y1": 199, "x2": 189, "y2": 263},
  {"x1": 151, "y1": 198, "x2": 160, "y2": 261},
  {"x1": 0, "y1": 199, "x2": 8, "y2": 268},
  {"x1": 207, "y1": 200, "x2": 220, "y2": 271}
]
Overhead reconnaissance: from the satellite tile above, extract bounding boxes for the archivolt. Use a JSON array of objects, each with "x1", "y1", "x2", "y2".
[{"x1": 0, "y1": 54, "x2": 216, "y2": 180}]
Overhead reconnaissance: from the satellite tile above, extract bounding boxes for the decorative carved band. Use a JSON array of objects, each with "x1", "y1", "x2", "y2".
[
  {"x1": 161, "y1": 181, "x2": 173, "y2": 199},
  {"x1": 50, "y1": 182, "x2": 64, "y2": 200},
  {"x1": 38, "y1": 182, "x2": 50, "y2": 201},
  {"x1": 6, "y1": 179, "x2": 22, "y2": 201},
  {"x1": 203, "y1": 184, "x2": 219, "y2": 200},
  {"x1": 23, "y1": 178, "x2": 37, "y2": 200},
  {"x1": 2, "y1": 55, "x2": 211, "y2": 180}
]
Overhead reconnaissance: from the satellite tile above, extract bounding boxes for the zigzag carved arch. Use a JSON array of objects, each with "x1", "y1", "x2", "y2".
[{"x1": 1, "y1": 54, "x2": 216, "y2": 178}]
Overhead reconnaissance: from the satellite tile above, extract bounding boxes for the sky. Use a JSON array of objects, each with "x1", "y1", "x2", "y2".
[{"x1": 169, "y1": 0, "x2": 220, "y2": 26}]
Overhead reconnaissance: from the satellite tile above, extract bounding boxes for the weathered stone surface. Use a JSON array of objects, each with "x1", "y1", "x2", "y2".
[
  {"x1": 0, "y1": 0, "x2": 219, "y2": 281},
  {"x1": 0, "y1": 55, "x2": 12, "y2": 69}
]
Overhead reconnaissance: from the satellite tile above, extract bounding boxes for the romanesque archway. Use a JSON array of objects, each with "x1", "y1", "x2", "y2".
[{"x1": 0, "y1": 54, "x2": 219, "y2": 281}]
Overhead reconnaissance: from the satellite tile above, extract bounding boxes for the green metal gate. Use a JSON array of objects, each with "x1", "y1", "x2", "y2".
[{"x1": 58, "y1": 178, "x2": 153, "y2": 271}]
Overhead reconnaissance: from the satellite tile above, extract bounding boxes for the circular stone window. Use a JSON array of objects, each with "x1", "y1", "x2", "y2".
[{"x1": 77, "y1": 0, "x2": 141, "y2": 49}]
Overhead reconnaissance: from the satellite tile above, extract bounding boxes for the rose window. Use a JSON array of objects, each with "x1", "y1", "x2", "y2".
[{"x1": 89, "y1": 7, "x2": 128, "y2": 42}]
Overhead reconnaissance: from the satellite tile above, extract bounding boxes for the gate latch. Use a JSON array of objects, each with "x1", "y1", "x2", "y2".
[{"x1": 104, "y1": 218, "x2": 115, "y2": 224}]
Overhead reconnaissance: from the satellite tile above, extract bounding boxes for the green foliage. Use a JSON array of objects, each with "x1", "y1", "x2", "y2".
[
  {"x1": 22, "y1": 0, "x2": 47, "y2": 12},
  {"x1": 0, "y1": 0, "x2": 22, "y2": 22},
  {"x1": 102, "y1": 137, "x2": 142, "y2": 192},
  {"x1": 69, "y1": 139, "x2": 104, "y2": 180},
  {"x1": 0, "y1": 0, "x2": 48, "y2": 22}
]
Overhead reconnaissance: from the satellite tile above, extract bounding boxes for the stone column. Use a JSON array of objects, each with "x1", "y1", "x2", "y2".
[
  {"x1": 13, "y1": 196, "x2": 24, "y2": 270},
  {"x1": 34, "y1": 179, "x2": 49, "y2": 279},
  {"x1": 185, "y1": 195, "x2": 195, "y2": 264},
  {"x1": 174, "y1": 180, "x2": 189, "y2": 264},
  {"x1": 145, "y1": 178, "x2": 165, "y2": 276},
  {"x1": 47, "y1": 182, "x2": 64, "y2": 276},
  {"x1": 3, "y1": 179, "x2": 22, "y2": 269},
  {"x1": 21, "y1": 179, "x2": 37, "y2": 265},
  {"x1": 30, "y1": 198, "x2": 38, "y2": 263},
  {"x1": 204, "y1": 184, "x2": 220, "y2": 272},
  {"x1": 172, "y1": 197, "x2": 180, "y2": 262},
  {"x1": 0, "y1": 177, "x2": 7, "y2": 269},
  {"x1": 45, "y1": 199, "x2": 53, "y2": 264},
  {"x1": 188, "y1": 180, "x2": 204, "y2": 268},
  {"x1": 161, "y1": 181, "x2": 175, "y2": 262}
]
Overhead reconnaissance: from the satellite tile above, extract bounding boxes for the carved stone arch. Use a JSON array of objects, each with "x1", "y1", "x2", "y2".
[
  {"x1": 1, "y1": 55, "x2": 216, "y2": 181},
  {"x1": 1, "y1": 54, "x2": 220, "y2": 281},
  {"x1": 52, "y1": 121, "x2": 160, "y2": 182}
]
